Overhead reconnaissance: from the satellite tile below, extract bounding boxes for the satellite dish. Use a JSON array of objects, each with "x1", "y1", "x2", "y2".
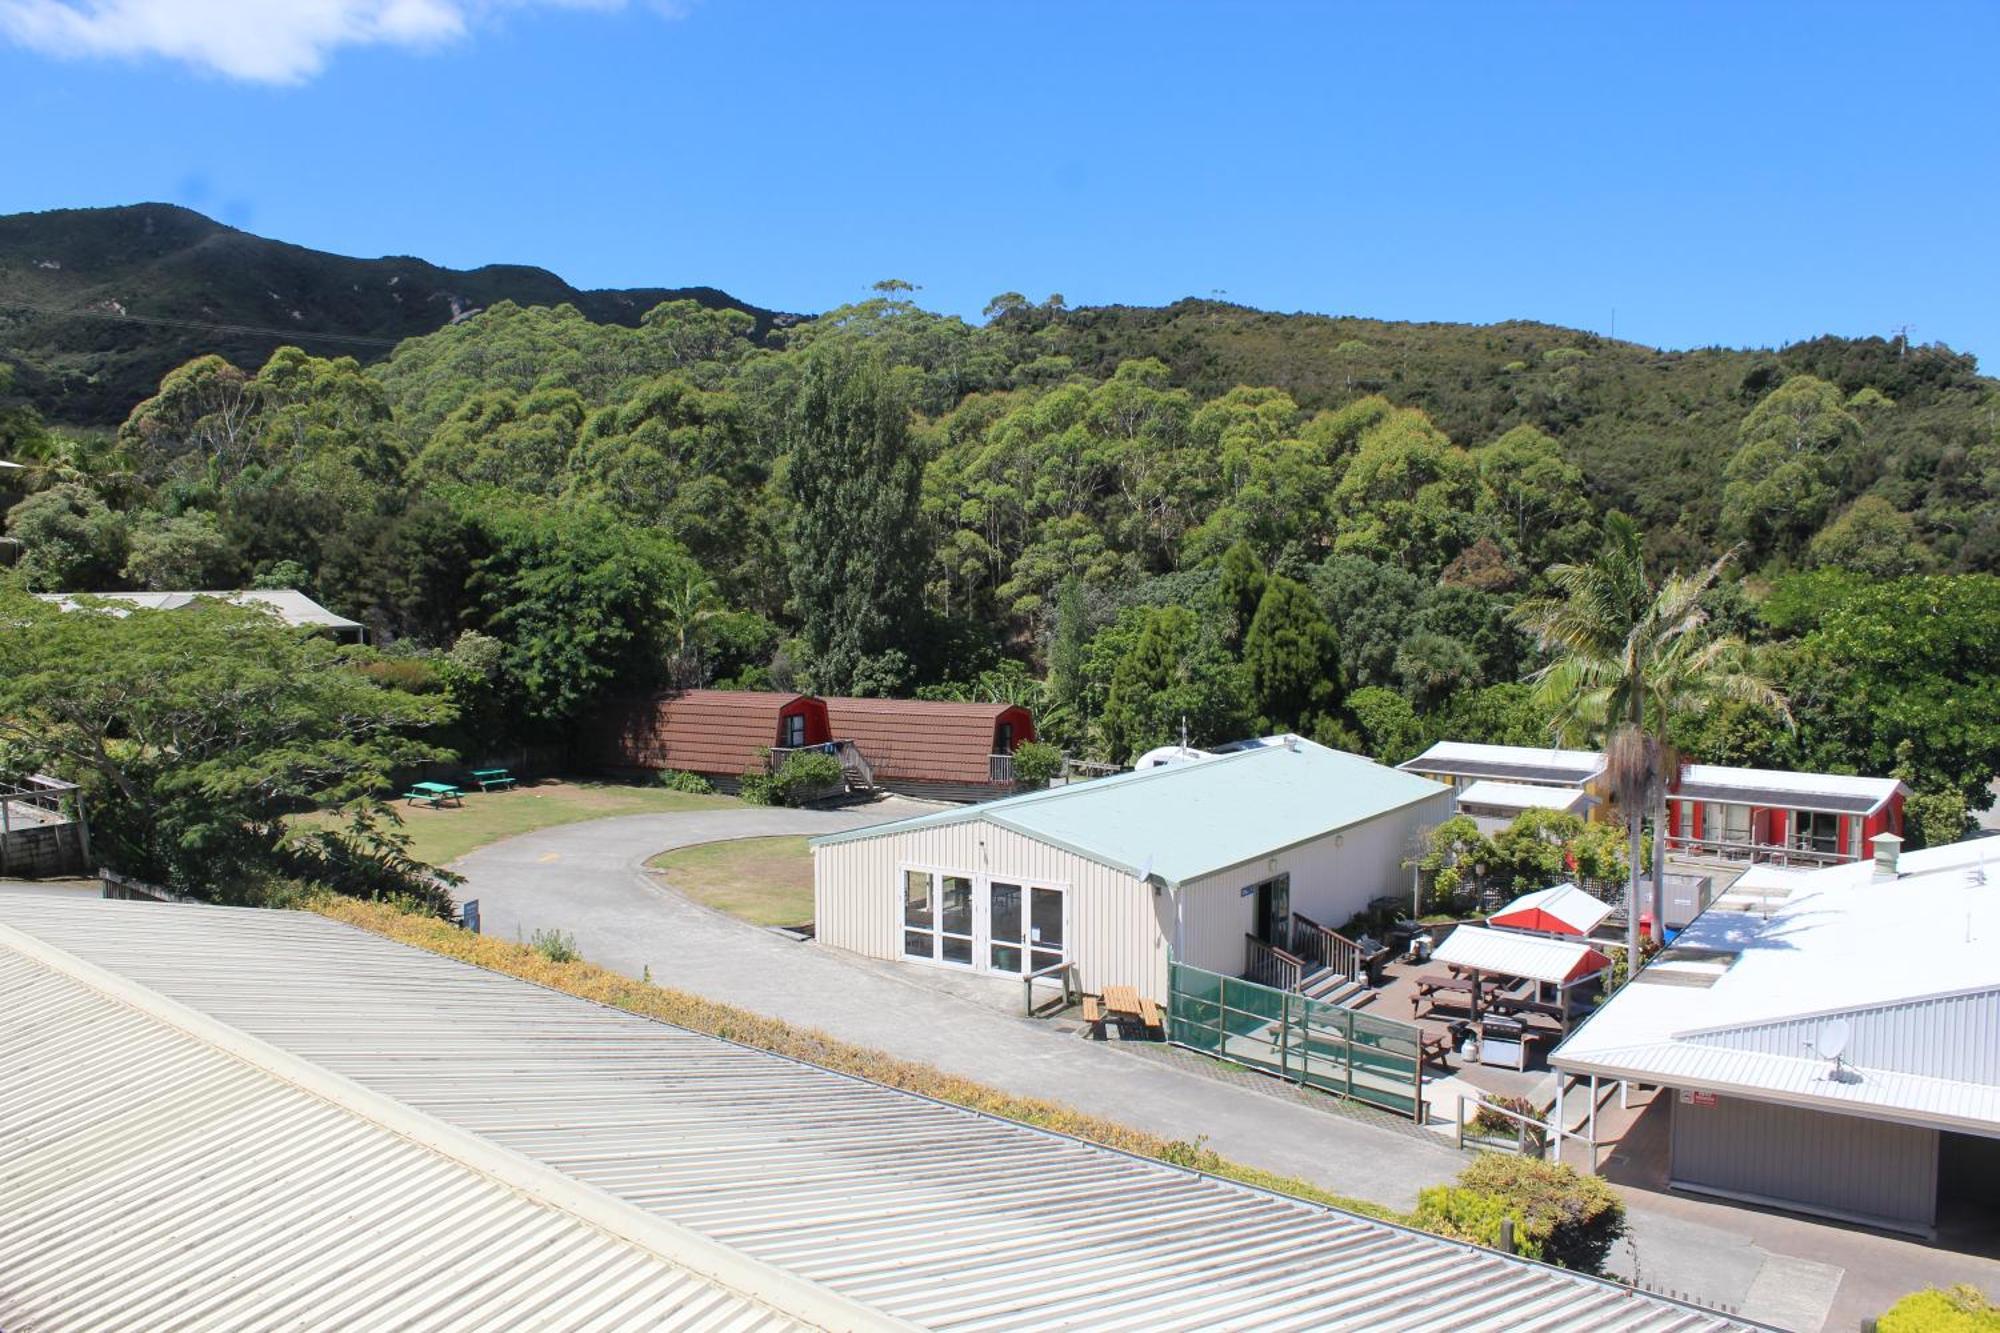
[{"x1": 1816, "y1": 1017, "x2": 1850, "y2": 1062}]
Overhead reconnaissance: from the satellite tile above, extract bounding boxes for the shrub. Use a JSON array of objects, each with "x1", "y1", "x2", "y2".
[
  {"x1": 771, "y1": 750, "x2": 844, "y2": 805},
  {"x1": 529, "y1": 928, "x2": 580, "y2": 963},
  {"x1": 655, "y1": 768, "x2": 715, "y2": 794},
  {"x1": 1452, "y1": 1154, "x2": 1624, "y2": 1272},
  {"x1": 1011, "y1": 740, "x2": 1063, "y2": 786},
  {"x1": 737, "y1": 771, "x2": 778, "y2": 806},
  {"x1": 1470, "y1": 1095, "x2": 1548, "y2": 1153},
  {"x1": 1410, "y1": 1185, "x2": 1541, "y2": 1261},
  {"x1": 1879, "y1": 1286, "x2": 2000, "y2": 1332}
]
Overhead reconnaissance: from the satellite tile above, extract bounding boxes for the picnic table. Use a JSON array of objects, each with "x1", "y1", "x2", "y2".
[
  {"x1": 1099, "y1": 985, "x2": 1163, "y2": 1035},
  {"x1": 404, "y1": 781, "x2": 463, "y2": 808},
  {"x1": 471, "y1": 767, "x2": 517, "y2": 792}
]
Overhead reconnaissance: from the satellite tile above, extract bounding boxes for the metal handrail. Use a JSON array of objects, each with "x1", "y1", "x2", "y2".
[
  {"x1": 770, "y1": 739, "x2": 875, "y2": 789},
  {"x1": 1244, "y1": 934, "x2": 1305, "y2": 992},
  {"x1": 989, "y1": 752, "x2": 1015, "y2": 784}
]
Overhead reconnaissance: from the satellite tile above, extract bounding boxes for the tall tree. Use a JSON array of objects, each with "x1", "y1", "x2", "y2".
[
  {"x1": 1216, "y1": 539, "x2": 1267, "y2": 650},
  {"x1": 1516, "y1": 514, "x2": 1788, "y2": 954},
  {"x1": 784, "y1": 348, "x2": 927, "y2": 694},
  {"x1": 1243, "y1": 575, "x2": 1341, "y2": 733}
]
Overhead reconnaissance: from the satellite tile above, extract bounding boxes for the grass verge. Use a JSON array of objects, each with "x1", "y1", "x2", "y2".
[
  {"x1": 298, "y1": 779, "x2": 737, "y2": 867},
  {"x1": 311, "y1": 894, "x2": 1400, "y2": 1223},
  {"x1": 647, "y1": 835, "x2": 813, "y2": 926}
]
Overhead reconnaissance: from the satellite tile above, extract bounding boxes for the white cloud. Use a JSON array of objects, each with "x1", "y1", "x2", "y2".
[{"x1": 0, "y1": 0, "x2": 638, "y2": 84}]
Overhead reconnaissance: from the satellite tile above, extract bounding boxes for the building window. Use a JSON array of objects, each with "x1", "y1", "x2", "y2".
[
  {"x1": 1794, "y1": 811, "x2": 1841, "y2": 855},
  {"x1": 1704, "y1": 802, "x2": 1753, "y2": 847},
  {"x1": 996, "y1": 721, "x2": 1014, "y2": 753},
  {"x1": 781, "y1": 713, "x2": 806, "y2": 748},
  {"x1": 902, "y1": 868, "x2": 974, "y2": 966}
]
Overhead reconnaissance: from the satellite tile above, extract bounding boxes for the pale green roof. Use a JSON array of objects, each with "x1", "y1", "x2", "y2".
[{"x1": 812, "y1": 738, "x2": 1449, "y2": 885}]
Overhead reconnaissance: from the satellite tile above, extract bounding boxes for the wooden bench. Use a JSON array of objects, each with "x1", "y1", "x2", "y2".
[
  {"x1": 1081, "y1": 995, "x2": 1105, "y2": 1038},
  {"x1": 1136, "y1": 995, "x2": 1164, "y2": 1032},
  {"x1": 471, "y1": 768, "x2": 517, "y2": 792}
]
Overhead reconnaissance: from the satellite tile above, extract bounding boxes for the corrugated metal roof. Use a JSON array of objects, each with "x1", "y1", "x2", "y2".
[
  {"x1": 1458, "y1": 781, "x2": 1596, "y2": 814},
  {"x1": 612, "y1": 690, "x2": 809, "y2": 776},
  {"x1": 0, "y1": 895, "x2": 1753, "y2": 1333},
  {"x1": 0, "y1": 932, "x2": 812, "y2": 1332},
  {"x1": 821, "y1": 697, "x2": 1026, "y2": 786},
  {"x1": 1554, "y1": 845, "x2": 2000, "y2": 1134},
  {"x1": 1401, "y1": 742, "x2": 1606, "y2": 786},
  {"x1": 1433, "y1": 926, "x2": 1612, "y2": 986},
  {"x1": 1674, "y1": 764, "x2": 1905, "y2": 813},
  {"x1": 815, "y1": 738, "x2": 1449, "y2": 885}
]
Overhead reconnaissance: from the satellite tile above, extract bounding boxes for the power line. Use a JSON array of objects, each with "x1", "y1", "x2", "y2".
[{"x1": 0, "y1": 298, "x2": 408, "y2": 349}]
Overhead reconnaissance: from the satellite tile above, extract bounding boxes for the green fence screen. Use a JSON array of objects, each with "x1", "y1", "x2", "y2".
[{"x1": 1168, "y1": 960, "x2": 1426, "y2": 1119}]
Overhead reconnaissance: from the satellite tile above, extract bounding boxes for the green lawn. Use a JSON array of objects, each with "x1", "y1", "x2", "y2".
[
  {"x1": 304, "y1": 779, "x2": 737, "y2": 867},
  {"x1": 648, "y1": 835, "x2": 814, "y2": 927}
]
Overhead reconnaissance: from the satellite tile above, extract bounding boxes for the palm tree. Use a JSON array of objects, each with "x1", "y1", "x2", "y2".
[
  {"x1": 661, "y1": 571, "x2": 721, "y2": 688},
  {"x1": 1515, "y1": 514, "x2": 1789, "y2": 961}
]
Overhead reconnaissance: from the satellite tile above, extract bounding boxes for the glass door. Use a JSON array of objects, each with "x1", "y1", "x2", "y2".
[
  {"x1": 989, "y1": 881, "x2": 1024, "y2": 973},
  {"x1": 904, "y1": 868, "x2": 975, "y2": 966},
  {"x1": 1030, "y1": 885, "x2": 1066, "y2": 974}
]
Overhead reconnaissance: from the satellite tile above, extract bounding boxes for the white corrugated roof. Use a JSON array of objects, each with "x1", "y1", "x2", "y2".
[
  {"x1": 0, "y1": 928, "x2": 816, "y2": 1332},
  {"x1": 34, "y1": 588, "x2": 362, "y2": 631},
  {"x1": 0, "y1": 895, "x2": 1751, "y2": 1333},
  {"x1": 1674, "y1": 763, "x2": 1905, "y2": 811},
  {"x1": 1433, "y1": 925, "x2": 1612, "y2": 986},
  {"x1": 1553, "y1": 840, "x2": 2000, "y2": 1134},
  {"x1": 1458, "y1": 781, "x2": 1595, "y2": 814},
  {"x1": 1404, "y1": 741, "x2": 1606, "y2": 777},
  {"x1": 1490, "y1": 883, "x2": 1614, "y2": 937}
]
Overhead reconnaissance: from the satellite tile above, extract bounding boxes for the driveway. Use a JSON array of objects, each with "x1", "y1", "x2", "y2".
[
  {"x1": 454, "y1": 800, "x2": 1465, "y2": 1213},
  {"x1": 453, "y1": 803, "x2": 1995, "y2": 1328}
]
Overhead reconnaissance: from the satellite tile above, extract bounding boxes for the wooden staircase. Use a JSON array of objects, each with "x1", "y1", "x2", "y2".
[{"x1": 1241, "y1": 912, "x2": 1377, "y2": 1010}]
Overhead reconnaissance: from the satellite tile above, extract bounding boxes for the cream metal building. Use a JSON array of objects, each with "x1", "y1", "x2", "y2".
[{"x1": 812, "y1": 739, "x2": 1454, "y2": 1001}]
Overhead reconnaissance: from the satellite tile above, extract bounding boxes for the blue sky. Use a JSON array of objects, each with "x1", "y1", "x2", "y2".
[{"x1": 3, "y1": 1, "x2": 1997, "y2": 364}]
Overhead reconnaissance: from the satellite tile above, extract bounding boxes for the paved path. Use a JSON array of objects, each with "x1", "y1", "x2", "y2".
[
  {"x1": 456, "y1": 802, "x2": 1464, "y2": 1212},
  {"x1": 454, "y1": 805, "x2": 1998, "y2": 1329}
]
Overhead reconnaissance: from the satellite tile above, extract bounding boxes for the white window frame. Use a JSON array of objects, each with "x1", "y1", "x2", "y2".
[{"x1": 895, "y1": 861, "x2": 1071, "y2": 977}]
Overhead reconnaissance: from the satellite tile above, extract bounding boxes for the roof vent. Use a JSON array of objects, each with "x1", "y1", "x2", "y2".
[
  {"x1": 1870, "y1": 832, "x2": 1902, "y2": 882},
  {"x1": 1285, "y1": 734, "x2": 1301, "y2": 752}
]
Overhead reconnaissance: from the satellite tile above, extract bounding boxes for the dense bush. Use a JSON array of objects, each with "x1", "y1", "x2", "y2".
[
  {"x1": 1879, "y1": 1285, "x2": 2000, "y2": 1332},
  {"x1": 1410, "y1": 1184, "x2": 1542, "y2": 1261},
  {"x1": 737, "y1": 770, "x2": 778, "y2": 806},
  {"x1": 771, "y1": 750, "x2": 844, "y2": 805},
  {"x1": 654, "y1": 767, "x2": 716, "y2": 794},
  {"x1": 1011, "y1": 739, "x2": 1063, "y2": 786},
  {"x1": 1451, "y1": 1154, "x2": 1625, "y2": 1272},
  {"x1": 528, "y1": 928, "x2": 580, "y2": 963}
]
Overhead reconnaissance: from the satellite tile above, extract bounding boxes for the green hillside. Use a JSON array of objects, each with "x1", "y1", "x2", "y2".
[{"x1": 0, "y1": 203, "x2": 792, "y2": 424}]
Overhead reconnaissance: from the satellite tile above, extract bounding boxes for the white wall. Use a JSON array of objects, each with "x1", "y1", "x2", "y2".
[
  {"x1": 1175, "y1": 789, "x2": 1454, "y2": 971},
  {"x1": 813, "y1": 819, "x2": 1167, "y2": 998}
]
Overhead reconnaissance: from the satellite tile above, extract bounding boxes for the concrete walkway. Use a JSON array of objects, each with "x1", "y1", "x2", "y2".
[{"x1": 453, "y1": 804, "x2": 1998, "y2": 1330}]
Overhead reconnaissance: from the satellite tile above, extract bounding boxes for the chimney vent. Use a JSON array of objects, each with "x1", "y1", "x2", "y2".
[{"x1": 1870, "y1": 832, "x2": 1903, "y2": 882}]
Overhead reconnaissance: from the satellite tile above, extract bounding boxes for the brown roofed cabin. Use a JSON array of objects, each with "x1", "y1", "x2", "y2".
[
  {"x1": 596, "y1": 690, "x2": 830, "y2": 791},
  {"x1": 820, "y1": 697, "x2": 1035, "y2": 801},
  {"x1": 594, "y1": 690, "x2": 1036, "y2": 801}
]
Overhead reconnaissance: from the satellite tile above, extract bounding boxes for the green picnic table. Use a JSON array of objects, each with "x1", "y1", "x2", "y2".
[
  {"x1": 404, "y1": 781, "x2": 463, "y2": 808},
  {"x1": 471, "y1": 768, "x2": 517, "y2": 792}
]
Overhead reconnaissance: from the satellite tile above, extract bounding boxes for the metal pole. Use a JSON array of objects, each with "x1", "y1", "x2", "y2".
[
  {"x1": 1553, "y1": 1078, "x2": 1566, "y2": 1162},
  {"x1": 1455, "y1": 1094, "x2": 1465, "y2": 1151},
  {"x1": 1588, "y1": 1073, "x2": 1599, "y2": 1144},
  {"x1": 1344, "y1": 1007, "x2": 1355, "y2": 1101},
  {"x1": 72, "y1": 789, "x2": 92, "y2": 869},
  {"x1": 1620, "y1": 1079, "x2": 1630, "y2": 1111},
  {"x1": 1, "y1": 794, "x2": 11, "y2": 877}
]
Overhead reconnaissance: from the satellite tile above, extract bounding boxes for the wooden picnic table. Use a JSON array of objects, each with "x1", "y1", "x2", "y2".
[
  {"x1": 1102, "y1": 985, "x2": 1163, "y2": 1033},
  {"x1": 404, "y1": 781, "x2": 463, "y2": 808},
  {"x1": 470, "y1": 767, "x2": 517, "y2": 792}
]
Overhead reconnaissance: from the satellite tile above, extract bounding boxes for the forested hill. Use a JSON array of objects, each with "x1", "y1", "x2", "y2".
[{"x1": 0, "y1": 203, "x2": 793, "y2": 424}]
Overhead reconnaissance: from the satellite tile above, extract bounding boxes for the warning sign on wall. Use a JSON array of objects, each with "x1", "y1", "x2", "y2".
[{"x1": 1678, "y1": 1089, "x2": 1719, "y2": 1108}]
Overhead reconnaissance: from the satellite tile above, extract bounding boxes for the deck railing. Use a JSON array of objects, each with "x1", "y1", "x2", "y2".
[
  {"x1": 989, "y1": 752, "x2": 1014, "y2": 784},
  {"x1": 1664, "y1": 833, "x2": 1851, "y2": 867},
  {"x1": 769, "y1": 740, "x2": 875, "y2": 789},
  {"x1": 1243, "y1": 934, "x2": 1305, "y2": 992},
  {"x1": 1288, "y1": 911, "x2": 1361, "y2": 982}
]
